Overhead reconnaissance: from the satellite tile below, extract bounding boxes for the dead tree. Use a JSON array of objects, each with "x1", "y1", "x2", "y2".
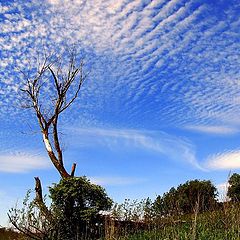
[{"x1": 19, "y1": 49, "x2": 87, "y2": 209}]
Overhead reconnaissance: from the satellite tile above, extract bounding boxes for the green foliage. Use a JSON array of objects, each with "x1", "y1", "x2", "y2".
[
  {"x1": 50, "y1": 176, "x2": 112, "y2": 219},
  {"x1": 161, "y1": 187, "x2": 179, "y2": 215},
  {"x1": 227, "y1": 173, "x2": 240, "y2": 202},
  {"x1": 8, "y1": 189, "x2": 52, "y2": 240},
  {"x1": 154, "y1": 180, "x2": 218, "y2": 216},
  {"x1": 49, "y1": 176, "x2": 113, "y2": 239},
  {"x1": 9, "y1": 177, "x2": 112, "y2": 240},
  {"x1": 152, "y1": 195, "x2": 164, "y2": 217},
  {"x1": 177, "y1": 179, "x2": 218, "y2": 213},
  {"x1": 8, "y1": 177, "x2": 227, "y2": 240},
  {"x1": 111, "y1": 198, "x2": 154, "y2": 222},
  {"x1": 143, "y1": 197, "x2": 154, "y2": 223}
]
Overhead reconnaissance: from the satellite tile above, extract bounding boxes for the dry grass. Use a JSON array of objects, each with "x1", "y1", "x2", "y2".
[{"x1": 103, "y1": 202, "x2": 240, "y2": 240}]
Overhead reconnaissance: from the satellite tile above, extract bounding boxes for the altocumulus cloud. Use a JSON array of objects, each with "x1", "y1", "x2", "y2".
[
  {"x1": 0, "y1": 0, "x2": 240, "y2": 131},
  {"x1": 0, "y1": 151, "x2": 50, "y2": 173}
]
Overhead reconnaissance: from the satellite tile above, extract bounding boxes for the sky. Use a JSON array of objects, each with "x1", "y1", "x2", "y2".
[{"x1": 0, "y1": 0, "x2": 240, "y2": 226}]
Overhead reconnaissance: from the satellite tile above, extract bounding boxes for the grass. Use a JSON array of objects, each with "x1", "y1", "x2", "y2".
[
  {"x1": 104, "y1": 203, "x2": 240, "y2": 240},
  {"x1": 6, "y1": 200, "x2": 240, "y2": 239},
  {"x1": 0, "y1": 227, "x2": 25, "y2": 240}
]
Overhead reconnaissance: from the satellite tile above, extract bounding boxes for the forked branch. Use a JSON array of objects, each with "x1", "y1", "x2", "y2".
[{"x1": 20, "y1": 50, "x2": 86, "y2": 178}]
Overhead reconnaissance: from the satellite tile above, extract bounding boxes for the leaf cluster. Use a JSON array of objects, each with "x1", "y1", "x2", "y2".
[
  {"x1": 227, "y1": 173, "x2": 240, "y2": 202},
  {"x1": 49, "y1": 176, "x2": 113, "y2": 222},
  {"x1": 153, "y1": 180, "x2": 218, "y2": 216}
]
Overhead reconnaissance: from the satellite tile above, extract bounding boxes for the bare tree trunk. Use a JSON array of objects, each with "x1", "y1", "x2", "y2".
[
  {"x1": 42, "y1": 130, "x2": 70, "y2": 178},
  {"x1": 34, "y1": 177, "x2": 53, "y2": 220}
]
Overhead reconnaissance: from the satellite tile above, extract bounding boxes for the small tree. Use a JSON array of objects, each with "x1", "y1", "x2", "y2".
[
  {"x1": 153, "y1": 195, "x2": 164, "y2": 217},
  {"x1": 8, "y1": 190, "x2": 52, "y2": 240},
  {"x1": 143, "y1": 197, "x2": 154, "y2": 224},
  {"x1": 177, "y1": 180, "x2": 217, "y2": 213},
  {"x1": 161, "y1": 187, "x2": 180, "y2": 216},
  {"x1": 9, "y1": 49, "x2": 113, "y2": 239},
  {"x1": 227, "y1": 173, "x2": 240, "y2": 202},
  {"x1": 154, "y1": 179, "x2": 218, "y2": 217}
]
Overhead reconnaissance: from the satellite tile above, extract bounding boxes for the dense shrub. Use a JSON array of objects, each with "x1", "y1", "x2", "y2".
[{"x1": 49, "y1": 176, "x2": 113, "y2": 239}]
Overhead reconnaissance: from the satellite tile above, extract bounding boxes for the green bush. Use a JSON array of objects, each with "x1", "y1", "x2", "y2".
[
  {"x1": 9, "y1": 177, "x2": 112, "y2": 240},
  {"x1": 49, "y1": 176, "x2": 113, "y2": 239}
]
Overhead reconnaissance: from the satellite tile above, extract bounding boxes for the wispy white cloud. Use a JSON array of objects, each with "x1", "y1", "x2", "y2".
[
  {"x1": 205, "y1": 150, "x2": 240, "y2": 170},
  {"x1": 185, "y1": 125, "x2": 239, "y2": 135},
  {"x1": 0, "y1": 151, "x2": 50, "y2": 173},
  {"x1": 89, "y1": 176, "x2": 146, "y2": 186},
  {"x1": 68, "y1": 127, "x2": 202, "y2": 169}
]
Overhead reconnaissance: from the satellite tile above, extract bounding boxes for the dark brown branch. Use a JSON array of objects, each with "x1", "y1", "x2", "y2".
[
  {"x1": 35, "y1": 177, "x2": 43, "y2": 203},
  {"x1": 28, "y1": 223, "x2": 46, "y2": 235},
  {"x1": 71, "y1": 163, "x2": 77, "y2": 177},
  {"x1": 34, "y1": 177, "x2": 53, "y2": 220},
  {"x1": 59, "y1": 67, "x2": 87, "y2": 114},
  {"x1": 49, "y1": 67, "x2": 61, "y2": 96},
  {"x1": 53, "y1": 120, "x2": 63, "y2": 166}
]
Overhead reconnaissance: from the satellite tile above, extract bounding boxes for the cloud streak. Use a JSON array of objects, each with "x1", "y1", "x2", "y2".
[
  {"x1": 89, "y1": 176, "x2": 146, "y2": 186},
  {"x1": 68, "y1": 127, "x2": 202, "y2": 169},
  {"x1": 205, "y1": 150, "x2": 240, "y2": 170},
  {"x1": 185, "y1": 125, "x2": 239, "y2": 135},
  {"x1": 0, "y1": 151, "x2": 50, "y2": 173}
]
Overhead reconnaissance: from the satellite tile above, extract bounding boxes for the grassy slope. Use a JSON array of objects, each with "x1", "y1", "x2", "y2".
[{"x1": 106, "y1": 203, "x2": 240, "y2": 240}]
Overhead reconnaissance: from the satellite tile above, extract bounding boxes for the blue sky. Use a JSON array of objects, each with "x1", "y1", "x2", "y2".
[{"x1": 0, "y1": 0, "x2": 240, "y2": 226}]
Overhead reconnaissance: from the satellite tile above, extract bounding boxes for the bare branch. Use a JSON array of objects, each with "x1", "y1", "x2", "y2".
[
  {"x1": 59, "y1": 63, "x2": 87, "y2": 114},
  {"x1": 71, "y1": 163, "x2": 77, "y2": 177},
  {"x1": 20, "y1": 49, "x2": 87, "y2": 178},
  {"x1": 49, "y1": 66, "x2": 61, "y2": 96},
  {"x1": 34, "y1": 177, "x2": 43, "y2": 203},
  {"x1": 8, "y1": 214, "x2": 41, "y2": 240}
]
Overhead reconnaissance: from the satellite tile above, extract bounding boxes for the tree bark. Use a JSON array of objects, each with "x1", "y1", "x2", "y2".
[
  {"x1": 34, "y1": 177, "x2": 53, "y2": 220},
  {"x1": 42, "y1": 131, "x2": 70, "y2": 178},
  {"x1": 71, "y1": 163, "x2": 77, "y2": 177}
]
